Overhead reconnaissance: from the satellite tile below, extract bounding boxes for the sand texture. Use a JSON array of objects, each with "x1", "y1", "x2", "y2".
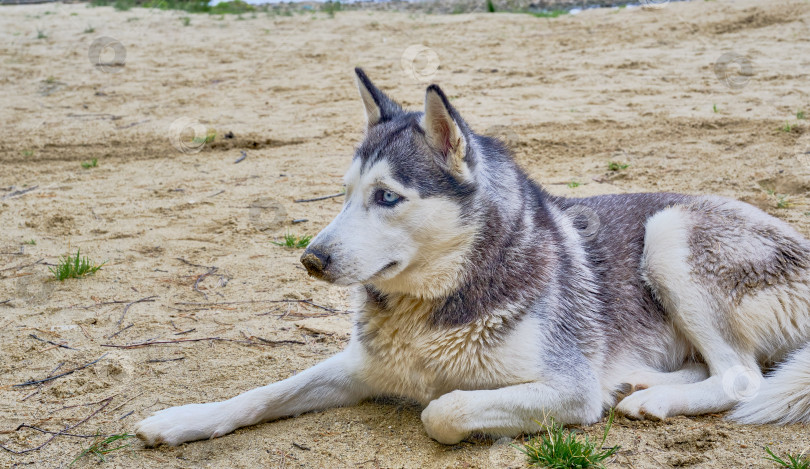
[{"x1": 2, "y1": 0, "x2": 810, "y2": 467}]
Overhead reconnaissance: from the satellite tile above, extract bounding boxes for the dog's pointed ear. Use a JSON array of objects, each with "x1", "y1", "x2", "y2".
[
  {"x1": 355, "y1": 67, "x2": 402, "y2": 128},
  {"x1": 421, "y1": 84, "x2": 470, "y2": 177}
]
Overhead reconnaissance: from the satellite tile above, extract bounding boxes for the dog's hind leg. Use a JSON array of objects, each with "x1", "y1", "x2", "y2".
[
  {"x1": 617, "y1": 204, "x2": 770, "y2": 420},
  {"x1": 619, "y1": 362, "x2": 709, "y2": 393},
  {"x1": 135, "y1": 343, "x2": 371, "y2": 446}
]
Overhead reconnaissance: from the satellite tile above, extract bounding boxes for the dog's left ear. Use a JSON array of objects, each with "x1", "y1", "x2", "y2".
[
  {"x1": 421, "y1": 85, "x2": 470, "y2": 178},
  {"x1": 355, "y1": 67, "x2": 402, "y2": 129}
]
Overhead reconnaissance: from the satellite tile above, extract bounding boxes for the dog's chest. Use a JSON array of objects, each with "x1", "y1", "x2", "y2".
[{"x1": 356, "y1": 299, "x2": 540, "y2": 404}]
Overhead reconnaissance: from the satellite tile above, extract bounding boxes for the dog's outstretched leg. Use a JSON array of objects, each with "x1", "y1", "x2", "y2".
[
  {"x1": 135, "y1": 345, "x2": 370, "y2": 446},
  {"x1": 420, "y1": 380, "x2": 604, "y2": 444}
]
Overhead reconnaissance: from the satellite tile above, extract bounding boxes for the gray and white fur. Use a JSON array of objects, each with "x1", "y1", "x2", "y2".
[{"x1": 135, "y1": 69, "x2": 810, "y2": 447}]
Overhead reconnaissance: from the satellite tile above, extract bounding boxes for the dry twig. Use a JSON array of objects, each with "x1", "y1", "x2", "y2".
[
  {"x1": 13, "y1": 354, "x2": 108, "y2": 388},
  {"x1": 146, "y1": 357, "x2": 185, "y2": 363},
  {"x1": 102, "y1": 334, "x2": 303, "y2": 349},
  {"x1": 29, "y1": 334, "x2": 77, "y2": 351},
  {"x1": 117, "y1": 295, "x2": 157, "y2": 327},
  {"x1": 174, "y1": 298, "x2": 346, "y2": 314},
  {"x1": 294, "y1": 192, "x2": 344, "y2": 203},
  {"x1": 0, "y1": 397, "x2": 112, "y2": 454},
  {"x1": 176, "y1": 258, "x2": 226, "y2": 299},
  {"x1": 0, "y1": 259, "x2": 44, "y2": 273},
  {"x1": 1, "y1": 185, "x2": 38, "y2": 200},
  {"x1": 106, "y1": 323, "x2": 134, "y2": 339}
]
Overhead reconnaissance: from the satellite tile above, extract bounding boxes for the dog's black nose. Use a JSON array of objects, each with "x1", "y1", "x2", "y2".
[{"x1": 300, "y1": 246, "x2": 330, "y2": 278}]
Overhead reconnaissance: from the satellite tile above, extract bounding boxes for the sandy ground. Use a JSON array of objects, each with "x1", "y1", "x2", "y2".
[{"x1": 2, "y1": 0, "x2": 810, "y2": 467}]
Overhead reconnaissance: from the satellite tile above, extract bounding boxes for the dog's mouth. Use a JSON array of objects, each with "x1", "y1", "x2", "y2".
[{"x1": 369, "y1": 261, "x2": 398, "y2": 280}]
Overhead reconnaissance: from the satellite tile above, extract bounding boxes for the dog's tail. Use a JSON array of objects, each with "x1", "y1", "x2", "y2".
[{"x1": 729, "y1": 343, "x2": 810, "y2": 424}]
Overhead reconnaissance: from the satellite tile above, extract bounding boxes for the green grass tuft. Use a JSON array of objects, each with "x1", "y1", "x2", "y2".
[
  {"x1": 515, "y1": 409, "x2": 619, "y2": 468},
  {"x1": 49, "y1": 248, "x2": 106, "y2": 281},
  {"x1": 567, "y1": 180, "x2": 581, "y2": 188},
  {"x1": 486, "y1": 0, "x2": 496, "y2": 13},
  {"x1": 608, "y1": 161, "x2": 629, "y2": 171},
  {"x1": 112, "y1": 0, "x2": 132, "y2": 10},
  {"x1": 84, "y1": 25, "x2": 95, "y2": 33},
  {"x1": 531, "y1": 9, "x2": 567, "y2": 18},
  {"x1": 782, "y1": 121, "x2": 793, "y2": 133},
  {"x1": 70, "y1": 432, "x2": 135, "y2": 466},
  {"x1": 713, "y1": 103, "x2": 718, "y2": 113},
  {"x1": 764, "y1": 447, "x2": 810, "y2": 469},
  {"x1": 209, "y1": 1, "x2": 254, "y2": 14},
  {"x1": 91, "y1": 0, "x2": 255, "y2": 15},
  {"x1": 321, "y1": 0, "x2": 341, "y2": 17},
  {"x1": 36, "y1": 29, "x2": 48, "y2": 39},
  {"x1": 181, "y1": 15, "x2": 191, "y2": 25},
  {"x1": 191, "y1": 130, "x2": 216, "y2": 145},
  {"x1": 81, "y1": 158, "x2": 98, "y2": 169},
  {"x1": 24, "y1": 239, "x2": 36, "y2": 245},
  {"x1": 272, "y1": 233, "x2": 312, "y2": 249},
  {"x1": 776, "y1": 194, "x2": 792, "y2": 209},
  {"x1": 797, "y1": 110, "x2": 805, "y2": 120}
]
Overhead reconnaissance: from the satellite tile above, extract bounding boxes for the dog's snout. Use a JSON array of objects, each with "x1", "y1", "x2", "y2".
[{"x1": 300, "y1": 246, "x2": 331, "y2": 278}]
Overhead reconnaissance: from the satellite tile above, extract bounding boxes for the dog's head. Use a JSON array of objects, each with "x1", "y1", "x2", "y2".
[{"x1": 300, "y1": 68, "x2": 488, "y2": 298}]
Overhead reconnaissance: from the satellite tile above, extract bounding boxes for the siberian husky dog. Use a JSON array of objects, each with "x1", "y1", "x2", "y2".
[{"x1": 136, "y1": 68, "x2": 810, "y2": 447}]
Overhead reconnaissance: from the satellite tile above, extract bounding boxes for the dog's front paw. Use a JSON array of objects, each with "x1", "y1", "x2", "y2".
[
  {"x1": 421, "y1": 391, "x2": 471, "y2": 445},
  {"x1": 135, "y1": 402, "x2": 235, "y2": 446},
  {"x1": 616, "y1": 387, "x2": 678, "y2": 421}
]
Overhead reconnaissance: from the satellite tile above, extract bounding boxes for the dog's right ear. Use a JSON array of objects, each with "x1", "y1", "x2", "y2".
[{"x1": 355, "y1": 67, "x2": 402, "y2": 129}]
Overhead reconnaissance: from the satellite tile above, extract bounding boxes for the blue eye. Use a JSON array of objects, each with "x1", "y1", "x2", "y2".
[{"x1": 374, "y1": 189, "x2": 402, "y2": 207}]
